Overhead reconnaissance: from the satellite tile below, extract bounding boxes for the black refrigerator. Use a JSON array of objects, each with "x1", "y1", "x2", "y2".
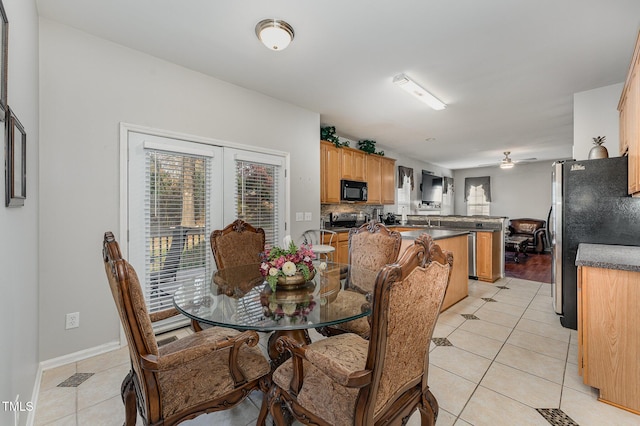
[{"x1": 550, "y1": 156, "x2": 640, "y2": 330}]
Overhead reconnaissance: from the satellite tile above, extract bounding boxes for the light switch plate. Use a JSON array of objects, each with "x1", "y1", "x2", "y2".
[
  {"x1": 295, "y1": 212, "x2": 304, "y2": 221},
  {"x1": 304, "y1": 212, "x2": 312, "y2": 221}
]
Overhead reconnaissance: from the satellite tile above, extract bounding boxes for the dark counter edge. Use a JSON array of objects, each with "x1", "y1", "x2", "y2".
[
  {"x1": 325, "y1": 225, "x2": 500, "y2": 234},
  {"x1": 575, "y1": 243, "x2": 640, "y2": 272}
]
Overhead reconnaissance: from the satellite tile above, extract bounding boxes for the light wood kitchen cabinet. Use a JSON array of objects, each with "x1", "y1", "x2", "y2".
[
  {"x1": 398, "y1": 232, "x2": 469, "y2": 312},
  {"x1": 476, "y1": 231, "x2": 501, "y2": 282},
  {"x1": 365, "y1": 154, "x2": 396, "y2": 205},
  {"x1": 320, "y1": 141, "x2": 341, "y2": 203},
  {"x1": 618, "y1": 30, "x2": 640, "y2": 196},
  {"x1": 380, "y1": 156, "x2": 396, "y2": 204},
  {"x1": 578, "y1": 265, "x2": 640, "y2": 414},
  {"x1": 336, "y1": 232, "x2": 349, "y2": 264},
  {"x1": 321, "y1": 140, "x2": 395, "y2": 204},
  {"x1": 365, "y1": 154, "x2": 382, "y2": 204},
  {"x1": 341, "y1": 147, "x2": 366, "y2": 181},
  {"x1": 323, "y1": 231, "x2": 349, "y2": 264}
]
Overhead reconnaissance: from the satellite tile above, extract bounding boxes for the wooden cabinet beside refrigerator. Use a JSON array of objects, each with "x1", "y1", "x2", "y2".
[{"x1": 578, "y1": 265, "x2": 640, "y2": 414}]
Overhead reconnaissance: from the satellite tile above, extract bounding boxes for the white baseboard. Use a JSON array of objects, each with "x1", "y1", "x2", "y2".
[
  {"x1": 26, "y1": 341, "x2": 124, "y2": 426},
  {"x1": 39, "y1": 341, "x2": 123, "y2": 371}
]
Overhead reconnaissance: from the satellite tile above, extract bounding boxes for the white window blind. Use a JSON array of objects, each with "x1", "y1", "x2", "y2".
[
  {"x1": 397, "y1": 175, "x2": 411, "y2": 214},
  {"x1": 144, "y1": 150, "x2": 211, "y2": 314},
  {"x1": 224, "y1": 149, "x2": 285, "y2": 248},
  {"x1": 466, "y1": 185, "x2": 491, "y2": 216}
]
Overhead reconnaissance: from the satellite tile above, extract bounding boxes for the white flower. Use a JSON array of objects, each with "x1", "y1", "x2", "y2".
[
  {"x1": 282, "y1": 261, "x2": 297, "y2": 276},
  {"x1": 282, "y1": 303, "x2": 297, "y2": 316},
  {"x1": 318, "y1": 262, "x2": 327, "y2": 271},
  {"x1": 304, "y1": 255, "x2": 311, "y2": 262},
  {"x1": 269, "y1": 267, "x2": 279, "y2": 276},
  {"x1": 269, "y1": 302, "x2": 278, "y2": 312},
  {"x1": 282, "y1": 235, "x2": 293, "y2": 248},
  {"x1": 261, "y1": 263, "x2": 269, "y2": 271}
]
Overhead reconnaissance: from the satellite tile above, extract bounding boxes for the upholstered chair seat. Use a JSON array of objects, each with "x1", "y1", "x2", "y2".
[
  {"x1": 269, "y1": 234, "x2": 453, "y2": 426},
  {"x1": 272, "y1": 333, "x2": 367, "y2": 426},
  {"x1": 324, "y1": 290, "x2": 371, "y2": 337},
  {"x1": 155, "y1": 327, "x2": 270, "y2": 419}
]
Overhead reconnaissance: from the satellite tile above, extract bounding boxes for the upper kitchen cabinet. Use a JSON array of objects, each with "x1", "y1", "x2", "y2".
[
  {"x1": 320, "y1": 141, "x2": 341, "y2": 203},
  {"x1": 341, "y1": 147, "x2": 367, "y2": 181},
  {"x1": 619, "y1": 31, "x2": 640, "y2": 196},
  {"x1": 366, "y1": 154, "x2": 381, "y2": 204},
  {"x1": 381, "y1": 157, "x2": 396, "y2": 204},
  {"x1": 320, "y1": 141, "x2": 396, "y2": 204},
  {"x1": 365, "y1": 154, "x2": 396, "y2": 205}
]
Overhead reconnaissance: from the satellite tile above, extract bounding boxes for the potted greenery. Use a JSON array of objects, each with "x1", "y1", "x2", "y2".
[
  {"x1": 321, "y1": 126, "x2": 349, "y2": 148},
  {"x1": 357, "y1": 139, "x2": 384, "y2": 156}
]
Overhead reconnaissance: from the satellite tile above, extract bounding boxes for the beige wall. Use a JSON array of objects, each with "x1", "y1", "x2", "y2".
[
  {"x1": 573, "y1": 83, "x2": 623, "y2": 160},
  {"x1": 38, "y1": 19, "x2": 319, "y2": 361},
  {"x1": 453, "y1": 161, "x2": 554, "y2": 221},
  {"x1": 0, "y1": 0, "x2": 39, "y2": 423}
]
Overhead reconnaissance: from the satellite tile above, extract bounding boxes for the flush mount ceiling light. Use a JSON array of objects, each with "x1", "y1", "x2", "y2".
[
  {"x1": 255, "y1": 19, "x2": 294, "y2": 51},
  {"x1": 393, "y1": 73, "x2": 446, "y2": 110},
  {"x1": 500, "y1": 151, "x2": 515, "y2": 169}
]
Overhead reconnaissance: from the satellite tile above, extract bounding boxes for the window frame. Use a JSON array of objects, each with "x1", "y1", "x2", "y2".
[{"x1": 120, "y1": 123, "x2": 290, "y2": 337}]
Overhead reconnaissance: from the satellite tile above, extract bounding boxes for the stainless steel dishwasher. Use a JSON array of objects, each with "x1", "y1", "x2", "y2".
[{"x1": 467, "y1": 231, "x2": 477, "y2": 278}]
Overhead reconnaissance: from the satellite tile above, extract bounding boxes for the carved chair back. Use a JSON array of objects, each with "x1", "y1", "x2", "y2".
[
  {"x1": 103, "y1": 232, "x2": 161, "y2": 420},
  {"x1": 210, "y1": 219, "x2": 266, "y2": 269},
  {"x1": 357, "y1": 234, "x2": 453, "y2": 421},
  {"x1": 347, "y1": 221, "x2": 402, "y2": 294}
]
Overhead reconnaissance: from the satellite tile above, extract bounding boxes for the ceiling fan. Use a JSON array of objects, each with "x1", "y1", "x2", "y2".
[{"x1": 478, "y1": 151, "x2": 537, "y2": 169}]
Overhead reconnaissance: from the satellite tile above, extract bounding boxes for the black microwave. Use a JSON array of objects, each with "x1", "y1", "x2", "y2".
[{"x1": 341, "y1": 179, "x2": 368, "y2": 202}]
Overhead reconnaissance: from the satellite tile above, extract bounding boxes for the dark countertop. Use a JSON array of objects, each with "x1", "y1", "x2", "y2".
[
  {"x1": 324, "y1": 224, "x2": 498, "y2": 234},
  {"x1": 575, "y1": 243, "x2": 640, "y2": 272},
  {"x1": 399, "y1": 229, "x2": 469, "y2": 240}
]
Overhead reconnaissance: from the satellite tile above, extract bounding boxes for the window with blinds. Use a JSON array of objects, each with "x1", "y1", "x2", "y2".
[
  {"x1": 232, "y1": 159, "x2": 281, "y2": 248},
  {"x1": 466, "y1": 185, "x2": 491, "y2": 216},
  {"x1": 145, "y1": 150, "x2": 211, "y2": 314},
  {"x1": 397, "y1": 175, "x2": 411, "y2": 215}
]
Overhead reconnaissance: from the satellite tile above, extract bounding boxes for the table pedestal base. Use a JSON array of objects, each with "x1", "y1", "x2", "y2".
[{"x1": 268, "y1": 329, "x2": 311, "y2": 368}]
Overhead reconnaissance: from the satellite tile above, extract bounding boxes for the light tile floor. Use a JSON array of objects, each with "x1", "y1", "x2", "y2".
[{"x1": 34, "y1": 277, "x2": 640, "y2": 426}]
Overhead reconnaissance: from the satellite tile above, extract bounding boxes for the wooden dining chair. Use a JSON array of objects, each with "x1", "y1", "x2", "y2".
[
  {"x1": 268, "y1": 233, "x2": 453, "y2": 426},
  {"x1": 210, "y1": 219, "x2": 266, "y2": 269},
  {"x1": 318, "y1": 221, "x2": 401, "y2": 338},
  {"x1": 103, "y1": 232, "x2": 270, "y2": 426}
]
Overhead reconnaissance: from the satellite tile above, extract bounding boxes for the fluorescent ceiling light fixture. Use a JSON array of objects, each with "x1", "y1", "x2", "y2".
[
  {"x1": 255, "y1": 19, "x2": 294, "y2": 51},
  {"x1": 393, "y1": 73, "x2": 446, "y2": 110}
]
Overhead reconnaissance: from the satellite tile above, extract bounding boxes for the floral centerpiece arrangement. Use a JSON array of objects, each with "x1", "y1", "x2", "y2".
[{"x1": 260, "y1": 236, "x2": 316, "y2": 291}]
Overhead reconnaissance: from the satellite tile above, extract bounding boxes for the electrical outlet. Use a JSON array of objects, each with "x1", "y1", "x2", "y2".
[
  {"x1": 65, "y1": 312, "x2": 80, "y2": 329},
  {"x1": 304, "y1": 212, "x2": 312, "y2": 221},
  {"x1": 295, "y1": 212, "x2": 303, "y2": 221}
]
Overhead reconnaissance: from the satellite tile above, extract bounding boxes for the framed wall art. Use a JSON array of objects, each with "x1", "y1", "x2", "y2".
[
  {"x1": 5, "y1": 108, "x2": 26, "y2": 207},
  {"x1": 0, "y1": 0, "x2": 7, "y2": 120}
]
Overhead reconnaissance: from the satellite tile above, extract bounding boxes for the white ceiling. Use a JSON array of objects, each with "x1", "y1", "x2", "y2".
[{"x1": 36, "y1": 0, "x2": 640, "y2": 169}]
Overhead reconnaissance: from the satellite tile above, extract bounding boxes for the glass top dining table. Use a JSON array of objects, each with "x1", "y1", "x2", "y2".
[{"x1": 173, "y1": 262, "x2": 372, "y2": 362}]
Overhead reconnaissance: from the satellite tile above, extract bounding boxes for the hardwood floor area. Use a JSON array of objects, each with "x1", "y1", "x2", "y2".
[{"x1": 505, "y1": 253, "x2": 551, "y2": 283}]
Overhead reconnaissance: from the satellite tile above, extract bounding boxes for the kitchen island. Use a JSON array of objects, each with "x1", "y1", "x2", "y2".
[{"x1": 399, "y1": 229, "x2": 469, "y2": 311}]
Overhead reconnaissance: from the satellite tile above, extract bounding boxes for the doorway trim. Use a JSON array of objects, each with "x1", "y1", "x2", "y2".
[{"x1": 118, "y1": 122, "x2": 290, "y2": 345}]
